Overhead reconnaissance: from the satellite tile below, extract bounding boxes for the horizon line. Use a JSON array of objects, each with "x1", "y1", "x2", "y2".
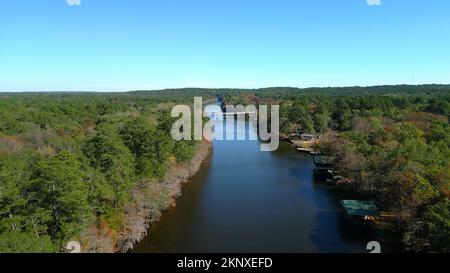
[{"x1": 1, "y1": 83, "x2": 450, "y2": 93}]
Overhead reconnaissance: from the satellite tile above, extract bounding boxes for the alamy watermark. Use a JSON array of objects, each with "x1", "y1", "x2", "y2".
[
  {"x1": 170, "y1": 97, "x2": 279, "y2": 152},
  {"x1": 366, "y1": 241, "x2": 381, "y2": 253},
  {"x1": 66, "y1": 0, "x2": 81, "y2": 6},
  {"x1": 367, "y1": 0, "x2": 381, "y2": 6}
]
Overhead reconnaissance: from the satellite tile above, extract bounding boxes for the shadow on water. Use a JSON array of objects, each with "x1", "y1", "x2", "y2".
[
  {"x1": 274, "y1": 143, "x2": 373, "y2": 253},
  {"x1": 309, "y1": 168, "x2": 402, "y2": 253},
  {"x1": 131, "y1": 152, "x2": 214, "y2": 253}
]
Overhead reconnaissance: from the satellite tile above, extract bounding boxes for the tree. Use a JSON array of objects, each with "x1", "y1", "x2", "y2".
[
  {"x1": 279, "y1": 103, "x2": 292, "y2": 134},
  {"x1": 173, "y1": 140, "x2": 196, "y2": 163},
  {"x1": 0, "y1": 155, "x2": 28, "y2": 233},
  {"x1": 425, "y1": 198, "x2": 450, "y2": 252},
  {"x1": 120, "y1": 118, "x2": 172, "y2": 179},
  {"x1": 83, "y1": 167, "x2": 115, "y2": 217},
  {"x1": 299, "y1": 115, "x2": 316, "y2": 134},
  {"x1": 83, "y1": 127, "x2": 135, "y2": 209},
  {"x1": 333, "y1": 99, "x2": 352, "y2": 131},
  {"x1": 313, "y1": 112, "x2": 331, "y2": 133},
  {"x1": 29, "y1": 151, "x2": 91, "y2": 244},
  {"x1": 157, "y1": 110, "x2": 175, "y2": 134},
  {"x1": 0, "y1": 231, "x2": 54, "y2": 253}
]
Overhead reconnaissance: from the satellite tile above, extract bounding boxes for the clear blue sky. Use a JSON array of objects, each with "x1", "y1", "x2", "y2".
[{"x1": 1, "y1": 0, "x2": 449, "y2": 91}]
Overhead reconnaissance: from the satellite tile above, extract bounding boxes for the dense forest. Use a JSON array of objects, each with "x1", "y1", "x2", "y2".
[
  {"x1": 0, "y1": 85, "x2": 449, "y2": 252},
  {"x1": 0, "y1": 92, "x2": 207, "y2": 252}
]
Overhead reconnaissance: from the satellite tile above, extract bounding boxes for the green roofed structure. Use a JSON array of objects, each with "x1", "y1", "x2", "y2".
[
  {"x1": 340, "y1": 200, "x2": 379, "y2": 224},
  {"x1": 313, "y1": 155, "x2": 334, "y2": 169}
]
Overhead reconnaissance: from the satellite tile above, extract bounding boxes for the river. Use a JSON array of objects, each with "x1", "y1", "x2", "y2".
[{"x1": 132, "y1": 105, "x2": 380, "y2": 253}]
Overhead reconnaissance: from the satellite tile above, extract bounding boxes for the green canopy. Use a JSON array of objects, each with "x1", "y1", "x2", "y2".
[{"x1": 340, "y1": 200, "x2": 379, "y2": 217}]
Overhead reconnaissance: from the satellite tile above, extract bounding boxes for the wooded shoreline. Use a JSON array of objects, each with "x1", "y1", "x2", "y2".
[
  {"x1": 1, "y1": 86, "x2": 448, "y2": 253},
  {"x1": 81, "y1": 140, "x2": 212, "y2": 253}
]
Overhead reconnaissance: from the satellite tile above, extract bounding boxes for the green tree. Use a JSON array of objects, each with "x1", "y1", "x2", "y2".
[
  {"x1": 120, "y1": 118, "x2": 172, "y2": 179},
  {"x1": 0, "y1": 155, "x2": 28, "y2": 233},
  {"x1": 83, "y1": 128, "x2": 135, "y2": 209},
  {"x1": 84, "y1": 167, "x2": 115, "y2": 217},
  {"x1": 313, "y1": 112, "x2": 331, "y2": 133},
  {"x1": 29, "y1": 151, "x2": 91, "y2": 244},
  {"x1": 333, "y1": 99, "x2": 352, "y2": 130},
  {"x1": 425, "y1": 198, "x2": 450, "y2": 252},
  {"x1": 173, "y1": 141, "x2": 196, "y2": 163},
  {"x1": 0, "y1": 231, "x2": 55, "y2": 253},
  {"x1": 299, "y1": 115, "x2": 316, "y2": 134}
]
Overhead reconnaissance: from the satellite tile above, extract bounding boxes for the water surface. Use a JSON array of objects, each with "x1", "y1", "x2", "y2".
[{"x1": 132, "y1": 106, "x2": 377, "y2": 252}]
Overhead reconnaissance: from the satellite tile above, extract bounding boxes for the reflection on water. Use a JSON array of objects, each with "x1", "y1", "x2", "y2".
[{"x1": 132, "y1": 105, "x2": 379, "y2": 253}]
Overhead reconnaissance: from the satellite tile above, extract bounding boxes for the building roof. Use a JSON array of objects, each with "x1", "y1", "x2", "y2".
[
  {"x1": 313, "y1": 155, "x2": 334, "y2": 168},
  {"x1": 301, "y1": 134, "x2": 316, "y2": 138},
  {"x1": 340, "y1": 200, "x2": 379, "y2": 217}
]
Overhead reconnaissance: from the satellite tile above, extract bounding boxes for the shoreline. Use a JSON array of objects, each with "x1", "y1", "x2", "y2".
[
  {"x1": 286, "y1": 137, "x2": 405, "y2": 252},
  {"x1": 120, "y1": 140, "x2": 212, "y2": 252},
  {"x1": 83, "y1": 135, "x2": 402, "y2": 253},
  {"x1": 81, "y1": 140, "x2": 212, "y2": 253}
]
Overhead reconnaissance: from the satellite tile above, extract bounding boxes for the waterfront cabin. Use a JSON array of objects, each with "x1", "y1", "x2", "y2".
[
  {"x1": 300, "y1": 134, "x2": 317, "y2": 141},
  {"x1": 340, "y1": 200, "x2": 379, "y2": 226},
  {"x1": 288, "y1": 129, "x2": 318, "y2": 140},
  {"x1": 313, "y1": 155, "x2": 333, "y2": 169},
  {"x1": 313, "y1": 155, "x2": 334, "y2": 179}
]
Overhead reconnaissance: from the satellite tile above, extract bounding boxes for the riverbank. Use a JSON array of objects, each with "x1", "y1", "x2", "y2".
[
  {"x1": 282, "y1": 136, "x2": 320, "y2": 155},
  {"x1": 81, "y1": 140, "x2": 212, "y2": 253},
  {"x1": 128, "y1": 128, "x2": 376, "y2": 252}
]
